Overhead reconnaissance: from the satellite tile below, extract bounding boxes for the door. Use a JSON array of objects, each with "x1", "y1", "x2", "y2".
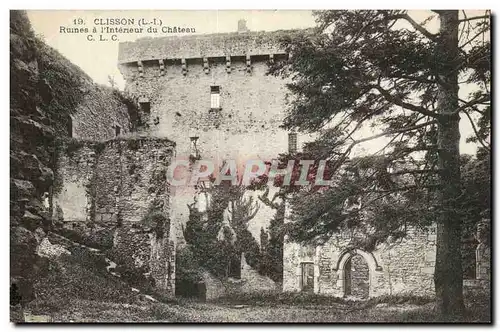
[{"x1": 301, "y1": 262, "x2": 314, "y2": 292}]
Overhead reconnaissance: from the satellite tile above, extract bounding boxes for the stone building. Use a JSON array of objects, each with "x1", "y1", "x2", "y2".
[
  {"x1": 50, "y1": 61, "x2": 178, "y2": 295},
  {"x1": 117, "y1": 21, "x2": 298, "y2": 247},
  {"x1": 283, "y1": 227, "x2": 437, "y2": 298},
  {"x1": 114, "y1": 22, "x2": 443, "y2": 299},
  {"x1": 11, "y1": 9, "x2": 179, "y2": 304},
  {"x1": 53, "y1": 20, "x2": 490, "y2": 300}
]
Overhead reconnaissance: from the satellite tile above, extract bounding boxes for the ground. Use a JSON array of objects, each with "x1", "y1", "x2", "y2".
[
  {"x1": 10, "y1": 235, "x2": 490, "y2": 324},
  {"x1": 12, "y1": 292, "x2": 490, "y2": 323}
]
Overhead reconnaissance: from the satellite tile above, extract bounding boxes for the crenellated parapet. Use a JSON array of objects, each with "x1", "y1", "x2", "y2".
[{"x1": 117, "y1": 29, "x2": 307, "y2": 78}]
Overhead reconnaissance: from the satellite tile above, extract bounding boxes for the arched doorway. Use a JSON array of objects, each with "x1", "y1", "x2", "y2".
[
  {"x1": 344, "y1": 254, "x2": 370, "y2": 299},
  {"x1": 336, "y1": 248, "x2": 381, "y2": 298}
]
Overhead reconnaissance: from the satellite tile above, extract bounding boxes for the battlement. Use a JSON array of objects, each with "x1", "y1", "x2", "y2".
[{"x1": 118, "y1": 29, "x2": 305, "y2": 64}]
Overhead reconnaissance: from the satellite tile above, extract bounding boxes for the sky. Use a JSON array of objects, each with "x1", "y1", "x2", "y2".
[
  {"x1": 25, "y1": 10, "x2": 485, "y2": 155},
  {"x1": 27, "y1": 10, "x2": 316, "y2": 89}
]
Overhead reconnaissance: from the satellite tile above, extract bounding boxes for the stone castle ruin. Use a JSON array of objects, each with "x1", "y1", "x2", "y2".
[{"x1": 18, "y1": 14, "x2": 490, "y2": 300}]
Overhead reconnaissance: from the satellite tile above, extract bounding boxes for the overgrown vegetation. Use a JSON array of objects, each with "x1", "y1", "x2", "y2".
[
  {"x1": 214, "y1": 290, "x2": 434, "y2": 307},
  {"x1": 29, "y1": 247, "x2": 137, "y2": 313},
  {"x1": 257, "y1": 200, "x2": 285, "y2": 282},
  {"x1": 182, "y1": 182, "x2": 262, "y2": 279}
]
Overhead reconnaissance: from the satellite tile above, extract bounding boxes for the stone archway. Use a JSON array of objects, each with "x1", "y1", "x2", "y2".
[{"x1": 336, "y1": 249, "x2": 380, "y2": 298}]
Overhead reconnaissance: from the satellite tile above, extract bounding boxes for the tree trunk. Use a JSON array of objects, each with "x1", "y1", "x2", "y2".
[{"x1": 434, "y1": 10, "x2": 465, "y2": 317}]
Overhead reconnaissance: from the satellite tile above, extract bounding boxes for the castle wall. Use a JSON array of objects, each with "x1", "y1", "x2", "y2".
[
  {"x1": 283, "y1": 226, "x2": 437, "y2": 298},
  {"x1": 118, "y1": 30, "x2": 296, "y2": 63},
  {"x1": 52, "y1": 137, "x2": 177, "y2": 294},
  {"x1": 119, "y1": 50, "x2": 295, "y2": 243},
  {"x1": 71, "y1": 86, "x2": 134, "y2": 141}
]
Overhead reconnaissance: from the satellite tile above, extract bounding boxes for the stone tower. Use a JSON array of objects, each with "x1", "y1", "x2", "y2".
[{"x1": 117, "y1": 24, "x2": 301, "y2": 243}]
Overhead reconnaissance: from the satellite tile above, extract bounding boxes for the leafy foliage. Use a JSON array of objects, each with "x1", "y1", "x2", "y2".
[
  {"x1": 182, "y1": 181, "x2": 262, "y2": 280},
  {"x1": 258, "y1": 202, "x2": 285, "y2": 282},
  {"x1": 267, "y1": 10, "x2": 490, "y2": 243},
  {"x1": 268, "y1": 10, "x2": 490, "y2": 315}
]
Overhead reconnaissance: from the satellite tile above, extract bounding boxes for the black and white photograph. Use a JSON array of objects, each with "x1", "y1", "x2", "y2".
[{"x1": 9, "y1": 8, "x2": 491, "y2": 323}]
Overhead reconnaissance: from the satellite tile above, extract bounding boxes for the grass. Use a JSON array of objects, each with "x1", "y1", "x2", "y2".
[
  {"x1": 213, "y1": 290, "x2": 434, "y2": 308},
  {"x1": 17, "y1": 284, "x2": 490, "y2": 323},
  {"x1": 17, "y1": 294, "x2": 489, "y2": 323}
]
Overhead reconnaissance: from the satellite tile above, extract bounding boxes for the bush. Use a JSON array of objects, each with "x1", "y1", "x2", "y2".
[
  {"x1": 214, "y1": 290, "x2": 435, "y2": 308},
  {"x1": 175, "y1": 246, "x2": 205, "y2": 299},
  {"x1": 214, "y1": 290, "x2": 347, "y2": 306}
]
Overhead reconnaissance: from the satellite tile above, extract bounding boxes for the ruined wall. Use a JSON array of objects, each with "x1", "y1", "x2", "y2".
[
  {"x1": 118, "y1": 34, "x2": 298, "y2": 243},
  {"x1": 118, "y1": 58, "x2": 291, "y2": 164},
  {"x1": 70, "y1": 87, "x2": 134, "y2": 141},
  {"x1": 283, "y1": 226, "x2": 437, "y2": 298},
  {"x1": 53, "y1": 137, "x2": 177, "y2": 294},
  {"x1": 10, "y1": 10, "x2": 137, "y2": 305}
]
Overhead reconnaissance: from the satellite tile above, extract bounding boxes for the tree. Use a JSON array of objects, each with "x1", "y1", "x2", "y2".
[
  {"x1": 271, "y1": 10, "x2": 490, "y2": 316},
  {"x1": 182, "y1": 182, "x2": 262, "y2": 279}
]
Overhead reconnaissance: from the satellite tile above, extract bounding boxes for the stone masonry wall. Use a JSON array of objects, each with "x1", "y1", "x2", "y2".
[
  {"x1": 71, "y1": 86, "x2": 135, "y2": 141},
  {"x1": 118, "y1": 30, "x2": 301, "y2": 63},
  {"x1": 283, "y1": 226, "x2": 437, "y2": 298},
  {"x1": 53, "y1": 136, "x2": 177, "y2": 294},
  {"x1": 119, "y1": 53, "x2": 296, "y2": 244},
  {"x1": 10, "y1": 10, "x2": 140, "y2": 305}
]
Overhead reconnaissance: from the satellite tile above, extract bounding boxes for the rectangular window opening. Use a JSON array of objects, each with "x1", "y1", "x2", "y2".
[
  {"x1": 210, "y1": 85, "x2": 220, "y2": 109},
  {"x1": 115, "y1": 125, "x2": 121, "y2": 137},
  {"x1": 288, "y1": 132, "x2": 298, "y2": 154},
  {"x1": 139, "y1": 102, "x2": 151, "y2": 114}
]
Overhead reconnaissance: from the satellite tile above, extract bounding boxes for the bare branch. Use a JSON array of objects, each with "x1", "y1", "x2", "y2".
[
  {"x1": 355, "y1": 121, "x2": 437, "y2": 145},
  {"x1": 377, "y1": 12, "x2": 438, "y2": 41},
  {"x1": 397, "y1": 144, "x2": 438, "y2": 154},
  {"x1": 454, "y1": 95, "x2": 490, "y2": 114},
  {"x1": 400, "y1": 13, "x2": 438, "y2": 41},
  {"x1": 388, "y1": 74, "x2": 436, "y2": 84},
  {"x1": 242, "y1": 203, "x2": 260, "y2": 224},
  {"x1": 459, "y1": 25, "x2": 490, "y2": 49},
  {"x1": 366, "y1": 184, "x2": 441, "y2": 194},
  {"x1": 458, "y1": 97, "x2": 487, "y2": 114},
  {"x1": 371, "y1": 84, "x2": 438, "y2": 118},
  {"x1": 463, "y1": 110, "x2": 490, "y2": 151},
  {"x1": 458, "y1": 15, "x2": 491, "y2": 23},
  {"x1": 258, "y1": 187, "x2": 280, "y2": 209},
  {"x1": 328, "y1": 120, "x2": 437, "y2": 174}
]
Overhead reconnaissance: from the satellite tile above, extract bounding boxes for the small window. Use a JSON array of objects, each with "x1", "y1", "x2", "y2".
[
  {"x1": 210, "y1": 86, "x2": 220, "y2": 109},
  {"x1": 67, "y1": 117, "x2": 73, "y2": 138},
  {"x1": 301, "y1": 262, "x2": 314, "y2": 292},
  {"x1": 139, "y1": 102, "x2": 150, "y2": 114},
  {"x1": 115, "y1": 125, "x2": 121, "y2": 137},
  {"x1": 288, "y1": 132, "x2": 297, "y2": 154}
]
